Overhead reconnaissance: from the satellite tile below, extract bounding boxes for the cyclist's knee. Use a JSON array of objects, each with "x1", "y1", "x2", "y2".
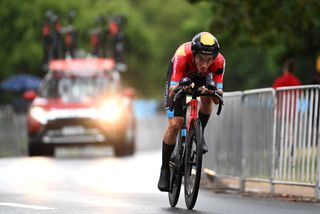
[
  {"x1": 168, "y1": 117, "x2": 183, "y2": 135},
  {"x1": 201, "y1": 97, "x2": 213, "y2": 105},
  {"x1": 200, "y1": 100, "x2": 213, "y2": 113}
]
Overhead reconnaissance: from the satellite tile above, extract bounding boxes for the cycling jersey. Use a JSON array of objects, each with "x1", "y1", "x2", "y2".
[
  {"x1": 169, "y1": 42, "x2": 225, "y2": 89},
  {"x1": 165, "y1": 41, "x2": 225, "y2": 117}
]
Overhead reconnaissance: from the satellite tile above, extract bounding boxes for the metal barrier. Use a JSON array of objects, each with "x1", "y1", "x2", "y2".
[
  {"x1": 204, "y1": 92, "x2": 243, "y2": 177},
  {"x1": 242, "y1": 89, "x2": 275, "y2": 183},
  {"x1": 0, "y1": 105, "x2": 27, "y2": 156},
  {"x1": 203, "y1": 85, "x2": 320, "y2": 200}
]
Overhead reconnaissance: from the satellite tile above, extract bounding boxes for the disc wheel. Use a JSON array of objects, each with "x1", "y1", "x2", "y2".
[
  {"x1": 168, "y1": 130, "x2": 185, "y2": 207},
  {"x1": 168, "y1": 165, "x2": 182, "y2": 207}
]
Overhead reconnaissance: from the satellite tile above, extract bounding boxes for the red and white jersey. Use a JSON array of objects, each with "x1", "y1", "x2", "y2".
[{"x1": 170, "y1": 42, "x2": 225, "y2": 89}]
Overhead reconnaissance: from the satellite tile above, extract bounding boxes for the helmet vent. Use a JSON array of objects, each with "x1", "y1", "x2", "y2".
[{"x1": 200, "y1": 33, "x2": 215, "y2": 46}]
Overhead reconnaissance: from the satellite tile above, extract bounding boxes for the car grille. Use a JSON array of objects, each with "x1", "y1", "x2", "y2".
[{"x1": 41, "y1": 118, "x2": 107, "y2": 144}]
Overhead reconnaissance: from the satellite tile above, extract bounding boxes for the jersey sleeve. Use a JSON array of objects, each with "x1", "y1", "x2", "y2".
[
  {"x1": 212, "y1": 54, "x2": 225, "y2": 90},
  {"x1": 170, "y1": 44, "x2": 187, "y2": 86}
]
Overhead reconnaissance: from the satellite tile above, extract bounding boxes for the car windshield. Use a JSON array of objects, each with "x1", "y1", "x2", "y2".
[{"x1": 39, "y1": 74, "x2": 116, "y2": 101}]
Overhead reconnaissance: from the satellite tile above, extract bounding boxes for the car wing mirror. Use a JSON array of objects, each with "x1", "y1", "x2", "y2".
[{"x1": 23, "y1": 90, "x2": 37, "y2": 101}]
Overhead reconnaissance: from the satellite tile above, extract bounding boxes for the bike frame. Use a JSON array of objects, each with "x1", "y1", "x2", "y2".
[
  {"x1": 176, "y1": 96, "x2": 199, "y2": 171},
  {"x1": 172, "y1": 96, "x2": 198, "y2": 174},
  {"x1": 187, "y1": 97, "x2": 199, "y2": 130}
]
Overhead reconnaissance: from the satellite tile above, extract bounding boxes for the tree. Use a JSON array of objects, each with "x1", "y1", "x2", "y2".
[
  {"x1": 0, "y1": 0, "x2": 212, "y2": 97},
  {"x1": 188, "y1": 0, "x2": 320, "y2": 89}
]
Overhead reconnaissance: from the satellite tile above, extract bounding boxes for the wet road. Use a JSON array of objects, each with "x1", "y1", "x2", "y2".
[{"x1": 0, "y1": 148, "x2": 319, "y2": 213}]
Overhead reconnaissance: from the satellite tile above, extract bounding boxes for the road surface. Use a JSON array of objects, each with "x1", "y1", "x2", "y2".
[{"x1": 0, "y1": 148, "x2": 319, "y2": 213}]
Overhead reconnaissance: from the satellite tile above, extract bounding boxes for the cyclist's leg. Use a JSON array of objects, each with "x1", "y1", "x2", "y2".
[
  {"x1": 199, "y1": 97, "x2": 213, "y2": 128},
  {"x1": 158, "y1": 116, "x2": 184, "y2": 191},
  {"x1": 158, "y1": 69, "x2": 184, "y2": 191}
]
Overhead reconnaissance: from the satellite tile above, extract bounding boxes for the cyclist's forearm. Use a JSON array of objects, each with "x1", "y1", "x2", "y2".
[
  {"x1": 169, "y1": 85, "x2": 179, "y2": 97},
  {"x1": 216, "y1": 88, "x2": 223, "y2": 95}
]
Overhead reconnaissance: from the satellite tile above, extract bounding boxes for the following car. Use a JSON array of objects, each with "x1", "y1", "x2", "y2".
[{"x1": 25, "y1": 58, "x2": 136, "y2": 157}]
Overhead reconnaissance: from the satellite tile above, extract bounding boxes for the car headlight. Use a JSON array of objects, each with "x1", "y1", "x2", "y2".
[
  {"x1": 30, "y1": 106, "x2": 48, "y2": 124},
  {"x1": 100, "y1": 99, "x2": 122, "y2": 122}
]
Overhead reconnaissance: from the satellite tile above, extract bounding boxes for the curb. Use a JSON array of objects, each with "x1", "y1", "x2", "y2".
[{"x1": 202, "y1": 172, "x2": 319, "y2": 203}]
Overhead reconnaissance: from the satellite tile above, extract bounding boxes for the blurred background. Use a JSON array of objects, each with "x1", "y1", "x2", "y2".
[
  {"x1": 0, "y1": 0, "x2": 320, "y2": 157},
  {"x1": 0, "y1": 0, "x2": 319, "y2": 98}
]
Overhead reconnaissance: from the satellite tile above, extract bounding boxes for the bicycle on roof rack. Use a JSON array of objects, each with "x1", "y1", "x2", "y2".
[{"x1": 168, "y1": 82, "x2": 223, "y2": 210}]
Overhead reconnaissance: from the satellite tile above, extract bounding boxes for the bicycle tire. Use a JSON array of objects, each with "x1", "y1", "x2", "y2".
[
  {"x1": 168, "y1": 130, "x2": 184, "y2": 207},
  {"x1": 184, "y1": 119, "x2": 203, "y2": 210},
  {"x1": 168, "y1": 166, "x2": 182, "y2": 207}
]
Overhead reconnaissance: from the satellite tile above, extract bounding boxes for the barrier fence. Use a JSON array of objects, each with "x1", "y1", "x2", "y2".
[
  {"x1": 203, "y1": 85, "x2": 320, "y2": 200},
  {"x1": 0, "y1": 105, "x2": 27, "y2": 156}
]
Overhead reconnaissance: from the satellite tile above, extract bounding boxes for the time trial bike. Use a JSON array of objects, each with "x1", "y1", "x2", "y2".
[{"x1": 168, "y1": 84, "x2": 223, "y2": 210}]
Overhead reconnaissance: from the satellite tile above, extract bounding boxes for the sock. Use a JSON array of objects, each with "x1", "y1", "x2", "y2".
[
  {"x1": 161, "y1": 141, "x2": 175, "y2": 170},
  {"x1": 199, "y1": 111, "x2": 211, "y2": 131}
]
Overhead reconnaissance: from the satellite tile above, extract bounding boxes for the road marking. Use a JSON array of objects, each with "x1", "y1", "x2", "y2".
[{"x1": 0, "y1": 202, "x2": 55, "y2": 210}]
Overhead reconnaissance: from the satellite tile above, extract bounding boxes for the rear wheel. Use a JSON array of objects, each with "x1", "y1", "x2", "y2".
[
  {"x1": 168, "y1": 168, "x2": 182, "y2": 207},
  {"x1": 168, "y1": 128, "x2": 186, "y2": 207},
  {"x1": 168, "y1": 144, "x2": 182, "y2": 207},
  {"x1": 184, "y1": 119, "x2": 202, "y2": 210}
]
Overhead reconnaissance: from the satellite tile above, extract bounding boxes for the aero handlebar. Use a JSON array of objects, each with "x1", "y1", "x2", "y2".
[{"x1": 170, "y1": 87, "x2": 224, "y2": 115}]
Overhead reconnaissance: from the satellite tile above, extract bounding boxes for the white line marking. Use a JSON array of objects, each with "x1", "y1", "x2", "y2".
[{"x1": 0, "y1": 202, "x2": 55, "y2": 210}]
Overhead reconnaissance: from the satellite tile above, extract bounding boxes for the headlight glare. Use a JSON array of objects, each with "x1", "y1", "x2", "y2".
[
  {"x1": 100, "y1": 99, "x2": 122, "y2": 122},
  {"x1": 30, "y1": 106, "x2": 47, "y2": 124}
]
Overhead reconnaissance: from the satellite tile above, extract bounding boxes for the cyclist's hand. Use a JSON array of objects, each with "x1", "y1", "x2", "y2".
[
  {"x1": 216, "y1": 89, "x2": 223, "y2": 96},
  {"x1": 182, "y1": 82, "x2": 195, "y2": 91},
  {"x1": 169, "y1": 85, "x2": 179, "y2": 98},
  {"x1": 200, "y1": 85, "x2": 214, "y2": 94},
  {"x1": 179, "y1": 77, "x2": 193, "y2": 90},
  {"x1": 213, "y1": 89, "x2": 223, "y2": 105}
]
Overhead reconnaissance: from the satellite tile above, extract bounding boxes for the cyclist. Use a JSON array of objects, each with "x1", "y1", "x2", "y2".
[{"x1": 158, "y1": 32, "x2": 225, "y2": 192}]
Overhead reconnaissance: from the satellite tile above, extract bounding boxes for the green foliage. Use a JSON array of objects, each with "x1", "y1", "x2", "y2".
[
  {"x1": 0, "y1": 0, "x2": 212, "y2": 97},
  {"x1": 189, "y1": 0, "x2": 320, "y2": 90},
  {"x1": 3, "y1": 0, "x2": 318, "y2": 96}
]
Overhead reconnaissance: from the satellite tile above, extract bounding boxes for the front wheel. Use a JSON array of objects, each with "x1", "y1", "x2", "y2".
[{"x1": 184, "y1": 119, "x2": 203, "y2": 210}]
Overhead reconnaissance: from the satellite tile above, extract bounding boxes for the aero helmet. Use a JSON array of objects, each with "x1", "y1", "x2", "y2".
[{"x1": 191, "y1": 32, "x2": 220, "y2": 58}]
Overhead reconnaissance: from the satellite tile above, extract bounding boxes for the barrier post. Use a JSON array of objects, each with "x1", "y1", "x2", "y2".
[{"x1": 270, "y1": 89, "x2": 277, "y2": 194}]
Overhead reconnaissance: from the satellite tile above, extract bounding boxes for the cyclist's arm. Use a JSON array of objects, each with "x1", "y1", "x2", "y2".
[
  {"x1": 169, "y1": 53, "x2": 188, "y2": 96},
  {"x1": 168, "y1": 84, "x2": 179, "y2": 98},
  {"x1": 212, "y1": 54, "x2": 225, "y2": 95}
]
